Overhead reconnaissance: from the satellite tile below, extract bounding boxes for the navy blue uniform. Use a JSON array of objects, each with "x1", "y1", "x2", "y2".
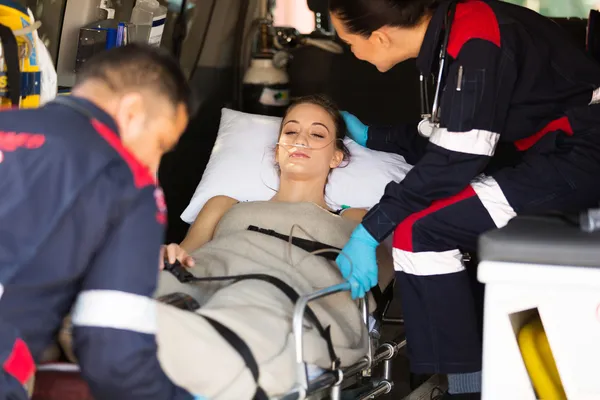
[
  {"x1": 361, "y1": 0, "x2": 600, "y2": 374},
  {"x1": 0, "y1": 97, "x2": 192, "y2": 399}
]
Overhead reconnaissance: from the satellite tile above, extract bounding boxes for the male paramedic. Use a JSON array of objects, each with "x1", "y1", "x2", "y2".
[
  {"x1": 329, "y1": 0, "x2": 600, "y2": 399},
  {"x1": 0, "y1": 44, "x2": 196, "y2": 399}
]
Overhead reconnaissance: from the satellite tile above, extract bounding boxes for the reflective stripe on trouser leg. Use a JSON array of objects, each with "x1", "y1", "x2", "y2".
[{"x1": 392, "y1": 176, "x2": 516, "y2": 374}]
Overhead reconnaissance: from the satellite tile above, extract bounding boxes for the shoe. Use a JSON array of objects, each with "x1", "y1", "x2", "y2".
[
  {"x1": 430, "y1": 387, "x2": 481, "y2": 400},
  {"x1": 411, "y1": 373, "x2": 434, "y2": 390}
]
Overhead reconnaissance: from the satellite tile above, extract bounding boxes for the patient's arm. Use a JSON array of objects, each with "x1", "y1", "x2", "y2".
[
  {"x1": 162, "y1": 196, "x2": 238, "y2": 268},
  {"x1": 339, "y1": 207, "x2": 368, "y2": 223},
  {"x1": 180, "y1": 195, "x2": 239, "y2": 252}
]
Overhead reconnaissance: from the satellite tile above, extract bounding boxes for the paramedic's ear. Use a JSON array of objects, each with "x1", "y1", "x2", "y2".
[
  {"x1": 330, "y1": 149, "x2": 344, "y2": 169},
  {"x1": 370, "y1": 28, "x2": 392, "y2": 49},
  {"x1": 115, "y1": 92, "x2": 146, "y2": 140}
]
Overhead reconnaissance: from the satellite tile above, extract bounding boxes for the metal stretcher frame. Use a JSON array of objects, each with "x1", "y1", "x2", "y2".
[{"x1": 276, "y1": 282, "x2": 407, "y2": 400}]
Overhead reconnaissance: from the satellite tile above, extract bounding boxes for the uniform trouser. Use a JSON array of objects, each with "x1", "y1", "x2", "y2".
[
  {"x1": 0, "y1": 322, "x2": 35, "y2": 399},
  {"x1": 393, "y1": 131, "x2": 600, "y2": 374}
]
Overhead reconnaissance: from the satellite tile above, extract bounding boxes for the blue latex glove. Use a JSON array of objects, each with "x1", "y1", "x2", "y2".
[
  {"x1": 166, "y1": 0, "x2": 195, "y2": 12},
  {"x1": 336, "y1": 224, "x2": 379, "y2": 299},
  {"x1": 340, "y1": 111, "x2": 369, "y2": 147},
  {"x1": 193, "y1": 396, "x2": 208, "y2": 400}
]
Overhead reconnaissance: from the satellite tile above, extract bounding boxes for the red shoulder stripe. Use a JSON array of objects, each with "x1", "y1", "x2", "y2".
[
  {"x1": 447, "y1": 0, "x2": 501, "y2": 59},
  {"x1": 91, "y1": 119, "x2": 155, "y2": 189}
]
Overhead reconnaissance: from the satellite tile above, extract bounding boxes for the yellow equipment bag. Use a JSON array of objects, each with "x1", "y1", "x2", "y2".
[{"x1": 0, "y1": 0, "x2": 41, "y2": 109}]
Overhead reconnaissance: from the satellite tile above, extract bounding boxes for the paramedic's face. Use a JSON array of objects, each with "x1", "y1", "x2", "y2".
[
  {"x1": 118, "y1": 95, "x2": 189, "y2": 176},
  {"x1": 277, "y1": 103, "x2": 343, "y2": 180},
  {"x1": 331, "y1": 13, "x2": 418, "y2": 72}
]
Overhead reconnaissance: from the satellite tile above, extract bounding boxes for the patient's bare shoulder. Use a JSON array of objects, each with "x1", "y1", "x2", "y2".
[
  {"x1": 340, "y1": 208, "x2": 368, "y2": 223},
  {"x1": 181, "y1": 196, "x2": 239, "y2": 251},
  {"x1": 193, "y1": 196, "x2": 238, "y2": 229},
  {"x1": 205, "y1": 195, "x2": 239, "y2": 210}
]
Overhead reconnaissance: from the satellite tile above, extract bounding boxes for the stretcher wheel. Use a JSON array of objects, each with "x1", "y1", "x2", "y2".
[{"x1": 517, "y1": 315, "x2": 566, "y2": 400}]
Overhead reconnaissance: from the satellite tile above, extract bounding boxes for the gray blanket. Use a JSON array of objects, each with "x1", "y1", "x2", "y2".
[{"x1": 154, "y1": 201, "x2": 370, "y2": 399}]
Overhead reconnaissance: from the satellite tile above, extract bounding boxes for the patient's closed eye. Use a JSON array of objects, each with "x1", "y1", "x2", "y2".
[{"x1": 283, "y1": 131, "x2": 326, "y2": 139}]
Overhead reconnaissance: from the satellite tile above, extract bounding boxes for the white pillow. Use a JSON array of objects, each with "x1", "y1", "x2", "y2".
[{"x1": 180, "y1": 108, "x2": 413, "y2": 224}]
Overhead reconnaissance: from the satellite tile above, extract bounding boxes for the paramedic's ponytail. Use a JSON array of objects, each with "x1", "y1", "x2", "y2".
[{"x1": 329, "y1": 0, "x2": 443, "y2": 37}]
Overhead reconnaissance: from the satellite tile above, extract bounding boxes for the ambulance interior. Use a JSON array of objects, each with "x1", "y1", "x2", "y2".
[{"x1": 6, "y1": 0, "x2": 600, "y2": 398}]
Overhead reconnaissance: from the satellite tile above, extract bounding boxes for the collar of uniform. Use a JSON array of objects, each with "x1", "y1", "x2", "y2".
[
  {"x1": 416, "y1": 0, "x2": 453, "y2": 76},
  {"x1": 51, "y1": 95, "x2": 157, "y2": 188},
  {"x1": 54, "y1": 96, "x2": 120, "y2": 136}
]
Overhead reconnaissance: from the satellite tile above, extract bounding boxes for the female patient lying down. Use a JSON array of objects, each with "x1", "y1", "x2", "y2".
[{"x1": 62, "y1": 95, "x2": 393, "y2": 399}]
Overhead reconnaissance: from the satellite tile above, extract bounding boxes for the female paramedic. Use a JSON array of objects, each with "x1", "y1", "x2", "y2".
[{"x1": 329, "y1": 0, "x2": 600, "y2": 398}]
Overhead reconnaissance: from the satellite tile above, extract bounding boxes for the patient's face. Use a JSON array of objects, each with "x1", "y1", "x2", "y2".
[{"x1": 276, "y1": 103, "x2": 343, "y2": 180}]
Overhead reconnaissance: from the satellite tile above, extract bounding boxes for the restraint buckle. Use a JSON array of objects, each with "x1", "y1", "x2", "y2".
[
  {"x1": 157, "y1": 292, "x2": 200, "y2": 311},
  {"x1": 163, "y1": 259, "x2": 196, "y2": 282}
]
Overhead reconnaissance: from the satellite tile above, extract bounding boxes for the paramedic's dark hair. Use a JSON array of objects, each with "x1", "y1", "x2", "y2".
[
  {"x1": 280, "y1": 94, "x2": 351, "y2": 164},
  {"x1": 74, "y1": 44, "x2": 194, "y2": 115},
  {"x1": 329, "y1": 0, "x2": 443, "y2": 37}
]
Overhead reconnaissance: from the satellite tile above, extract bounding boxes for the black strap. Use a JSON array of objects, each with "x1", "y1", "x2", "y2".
[
  {"x1": 164, "y1": 261, "x2": 340, "y2": 369},
  {"x1": 202, "y1": 315, "x2": 268, "y2": 400},
  {"x1": 247, "y1": 225, "x2": 384, "y2": 312},
  {"x1": 0, "y1": 23, "x2": 21, "y2": 106},
  {"x1": 370, "y1": 284, "x2": 383, "y2": 309},
  {"x1": 247, "y1": 225, "x2": 341, "y2": 261}
]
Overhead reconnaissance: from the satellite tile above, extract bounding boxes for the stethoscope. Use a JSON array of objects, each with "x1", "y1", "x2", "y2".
[
  {"x1": 51, "y1": 96, "x2": 99, "y2": 121},
  {"x1": 417, "y1": 0, "x2": 459, "y2": 138}
]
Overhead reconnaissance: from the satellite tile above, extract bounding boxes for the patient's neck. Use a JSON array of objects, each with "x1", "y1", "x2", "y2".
[{"x1": 272, "y1": 176, "x2": 329, "y2": 209}]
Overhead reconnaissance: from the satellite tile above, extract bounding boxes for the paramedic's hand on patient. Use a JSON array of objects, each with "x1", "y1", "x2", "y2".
[
  {"x1": 336, "y1": 224, "x2": 379, "y2": 299},
  {"x1": 341, "y1": 111, "x2": 369, "y2": 147},
  {"x1": 160, "y1": 243, "x2": 195, "y2": 269}
]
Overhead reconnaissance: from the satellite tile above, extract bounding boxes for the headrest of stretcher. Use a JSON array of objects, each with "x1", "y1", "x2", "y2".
[{"x1": 181, "y1": 108, "x2": 413, "y2": 224}]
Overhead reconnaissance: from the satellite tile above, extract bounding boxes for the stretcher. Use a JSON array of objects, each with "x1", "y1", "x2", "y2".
[
  {"x1": 157, "y1": 265, "x2": 407, "y2": 400},
  {"x1": 32, "y1": 279, "x2": 407, "y2": 400},
  {"x1": 278, "y1": 281, "x2": 407, "y2": 400}
]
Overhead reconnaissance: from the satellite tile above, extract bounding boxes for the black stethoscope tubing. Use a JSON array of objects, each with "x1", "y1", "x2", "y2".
[{"x1": 420, "y1": 0, "x2": 459, "y2": 128}]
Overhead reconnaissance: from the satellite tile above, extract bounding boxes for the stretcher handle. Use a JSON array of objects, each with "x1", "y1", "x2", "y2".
[{"x1": 290, "y1": 282, "x2": 367, "y2": 399}]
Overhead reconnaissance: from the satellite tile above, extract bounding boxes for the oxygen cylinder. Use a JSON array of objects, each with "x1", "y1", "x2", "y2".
[
  {"x1": 242, "y1": 54, "x2": 290, "y2": 117},
  {"x1": 0, "y1": 0, "x2": 41, "y2": 109}
]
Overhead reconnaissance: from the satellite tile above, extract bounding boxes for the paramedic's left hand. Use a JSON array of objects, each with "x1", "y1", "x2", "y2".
[{"x1": 336, "y1": 224, "x2": 379, "y2": 299}]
